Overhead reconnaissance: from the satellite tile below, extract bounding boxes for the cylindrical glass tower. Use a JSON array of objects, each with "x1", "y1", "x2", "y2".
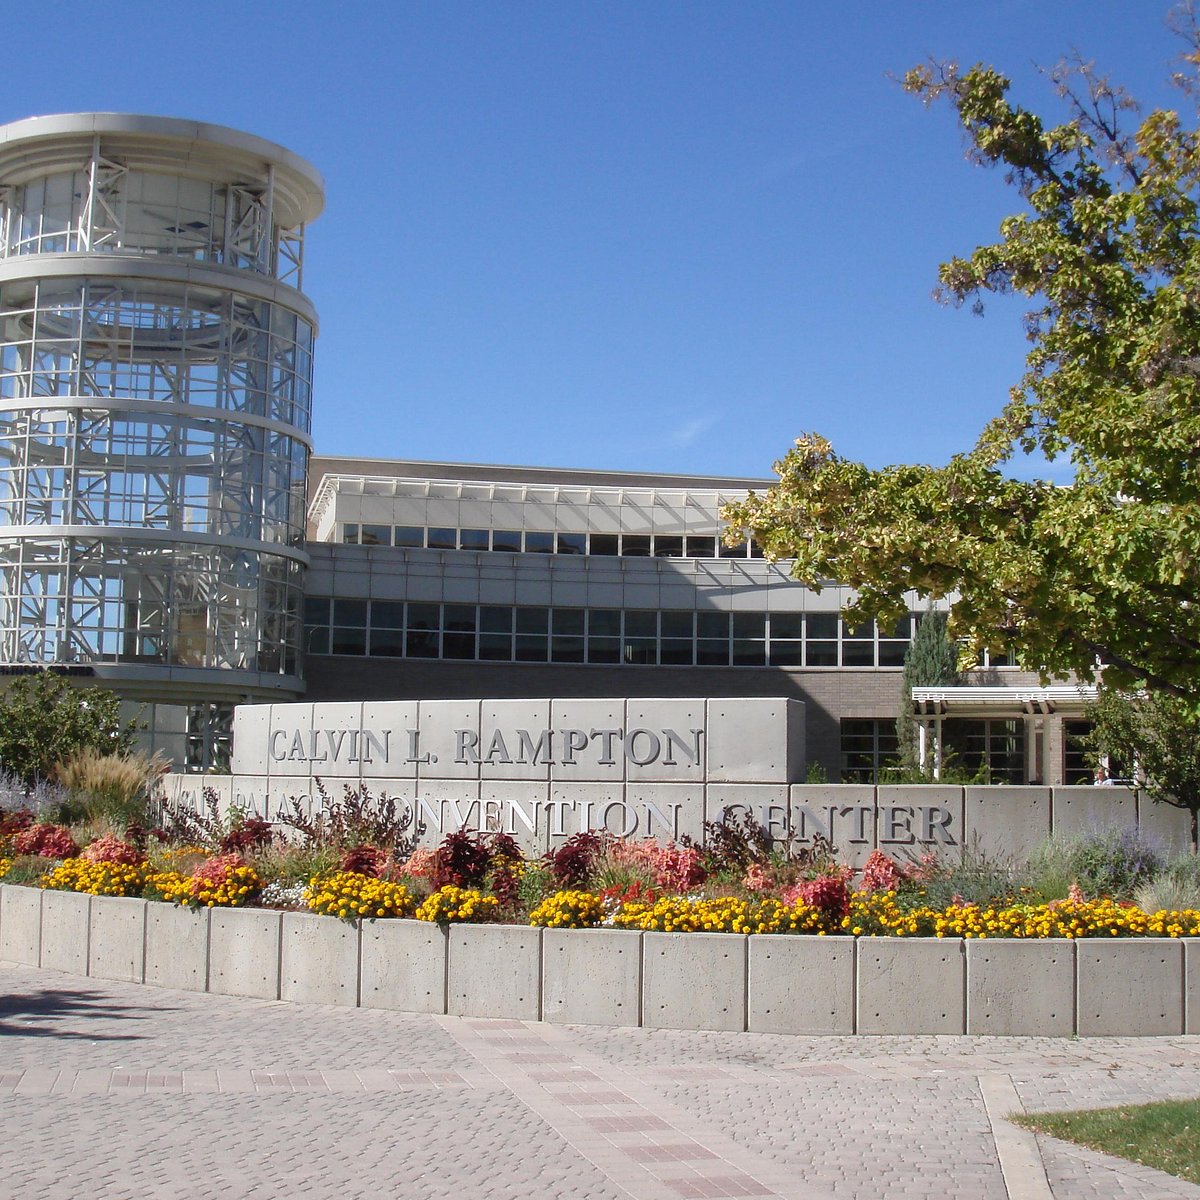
[{"x1": 0, "y1": 114, "x2": 323, "y2": 766}]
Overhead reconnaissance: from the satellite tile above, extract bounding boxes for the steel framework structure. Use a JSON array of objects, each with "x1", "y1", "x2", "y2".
[{"x1": 0, "y1": 115, "x2": 323, "y2": 741}]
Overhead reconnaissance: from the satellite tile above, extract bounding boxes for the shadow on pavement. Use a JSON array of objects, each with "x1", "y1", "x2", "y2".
[{"x1": 0, "y1": 986, "x2": 172, "y2": 1040}]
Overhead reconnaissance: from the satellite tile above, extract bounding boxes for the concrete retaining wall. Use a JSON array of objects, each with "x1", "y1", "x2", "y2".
[{"x1": 2, "y1": 885, "x2": 1196, "y2": 1036}]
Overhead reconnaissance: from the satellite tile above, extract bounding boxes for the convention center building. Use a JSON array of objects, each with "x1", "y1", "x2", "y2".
[{"x1": 0, "y1": 113, "x2": 1092, "y2": 784}]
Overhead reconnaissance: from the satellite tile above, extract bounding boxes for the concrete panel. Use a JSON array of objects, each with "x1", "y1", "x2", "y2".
[
  {"x1": 307, "y1": 702, "x2": 366, "y2": 781},
  {"x1": 230, "y1": 775, "x2": 272, "y2": 822},
  {"x1": 706, "y1": 697, "x2": 804, "y2": 783},
  {"x1": 549, "y1": 699, "x2": 626, "y2": 782},
  {"x1": 360, "y1": 919, "x2": 448, "y2": 1014},
  {"x1": 1077, "y1": 939, "x2": 1184, "y2": 1036},
  {"x1": 966, "y1": 939, "x2": 1073, "y2": 1036},
  {"x1": 280, "y1": 912, "x2": 360, "y2": 1007},
  {"x1": 88, "y1": 895, "x2": 146, "y2": 984},
  {"x1": 748, "y1": 935, "x2": 855, "y2": 1034},
  {"x1": 857, "y1": 938, "x2": 966, "y2": 1035},
  {"x1": 0, "y1": 885, "x2": 42, "y2": 966},
  {"x1": 144, "y1": 902, "x2": 210, "y2": 991},
  {"x1": 964, "y1": 787, "x2": 1051, "y2": 864},
  {"x1": 480, "y1": 780, "x2": 548, "y2": 854},
  {"x1": 1137, "y1": 796, "x2": 1195, "y2": 858},
  {"x1": 624, "y1": 699, "x2": 706, "y2": 782},
  {"x1": 448, "y1": 924, "x2": 541, "y2": 1020},
  {"x1": 208, "y1": 908, "x2": 282, "y2": 1000},
  {"x1": 705, "y1": 784, "x2": 790, "y2": 845},
  {"x1": 642, "y1": 932, "x2": 746, "y2": 1032},
  {"x1": 359, "y1": 700, "x2": 419, "y2": 779},
  {"x1": 1186, "y1": 940, "x2": 1200, "y2": 1035},
  {"x1": 267, "y1": 702, "x2": 316, "y2": 778},
  {"x1": 542, "y1": 927, "x2": 642, "y2": 1026},
  {"x1": 548, "y1": 782, "x2": 624, "y2": 848},
  {"x1": 231, "y1": 703, "x2": 271, "y2": 775},
  {"x1": 40, "y1": 890, "x2": 90, "y2": 975},
  {"x1": 417, "y1": 699, "x2": 482, "y2": 781},
  {"x1": 415, "y1": 782, "x2": 483, "y2": 844},
  {"x1": 790, "y1": 785, "x2": 876, "y2": 871},
  {"x1": 625, "y1": 783, "x2": 706, "y2": 843},
  {"x1": 877, "y1": 786, "x2": 964, "y2": 866},
  {"x1": 479, "y1": 700, "x2": 552, "y2": 781},
  {"x1": 1052, "y1": 785, "x2": 1137, "y2": 838}
]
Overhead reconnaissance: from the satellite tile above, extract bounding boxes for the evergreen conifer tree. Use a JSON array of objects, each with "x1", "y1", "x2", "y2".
[{"x1": 895, "y1": 610, "x2": 961, "y2": 770}]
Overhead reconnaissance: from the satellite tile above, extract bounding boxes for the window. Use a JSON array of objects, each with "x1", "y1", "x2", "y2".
[
  {"x1": 459, "y1": 528, "x2": 490, "y2": 551},
  {"x1": 555, "y1": 533, "x2": 586, "y2": 555},
  {"x1": 525, "y1": 531, "x2": 554, "y2": 554},
  {"x1": 589, "y1": 533, "x2": 620, "y2": 556},
  {"x1": 840, "y1": 719, "x2": 899, "y2": 783},
  {"x1": 491, "y1": 529, "x2": 522, "y2": 552}
]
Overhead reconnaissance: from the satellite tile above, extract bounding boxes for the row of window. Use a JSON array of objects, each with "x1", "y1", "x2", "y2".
[
  {"x1": 839, "y1": 718, "x2": 1025, "y2": 785},
  {"x1": 341, "y1": 525, "x2": 765, "y2": 560},
  {"x1": 304, "y1": 599, "x2": 917, "y2": 668}
]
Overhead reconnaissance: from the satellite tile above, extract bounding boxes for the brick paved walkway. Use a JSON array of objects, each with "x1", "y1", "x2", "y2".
[{"x1": 1, "y1": 962, "x2": 1199, "y2": 1199}]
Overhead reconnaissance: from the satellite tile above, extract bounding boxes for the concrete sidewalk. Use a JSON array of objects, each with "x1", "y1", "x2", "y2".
[{"x1": 1, "y1": 962, "x2": 1198, "y2": 1199}]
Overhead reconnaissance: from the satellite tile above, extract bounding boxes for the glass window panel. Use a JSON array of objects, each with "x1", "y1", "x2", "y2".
[
  {"x1": 480, "y1": 606, "x2": 514, "y2": 633},
  {"x1": 842, "y1": 641, "x2": 875, "y2": 666},
  {"x1": 331, "y1": 627, "x2": 366, "y2": 656},
  {"x1": 393, "y1": 526, "x2": 424, "y2": 548},
  {"x1": 333, "y1": 599, "x2": 367, "y2": 627},
  {"x1": 406, "y1": 630, "x2": 439, "y2": 658},
  {"x1": 878, "y1": 642, "x2": 908, "y2": 667},
  {"x1": 623, "y1": 638, "x2": 657, "y2": 664},
  {"x1": 444, "y1": 604, "x2": 477, "y2": 632},
  {"x1": 842, "y1": 620, "x2": 873, "y2": 640},
  {"x1": 624, "y1": 611, "x2": 657, "y2": 637},
  {"x1": 660, "y1": 611, "x2": 693, "y2": 638},
  {"x1": 732, "y1": 640, "x2": 766, "y2": 666},
  {"x1": 806, "y1": 641, "x2": 838, "y2": 666},
  {"x1": 305, "y1": 625, "x2": 331, "y2": 655},
  {"x1": 749, "y1": 540, "x2": 766, "y2": 559},
  {"x1": 587, "y1": 637, "x2": 620, "y2": 663},
  {"x1": 443, "y1": 632, "x2": 476, "y2": 659},
  {"x1": 525, "y1": 531, "x2": 554, "y2": 553},
  {"x1": 622, "y1": 534, "x2": 651, "y2": 557},
  {"x1": 371, "y1": 600, "x2": 405, "y2": 629},
  {"x1": 589, "y1": 533, "x2": 619, "y2": 556},
  {"x1": 807, "y1": 613, "x2": 837, "y2": 639},
  {"x1": 685, "y1": 535, "x2": 717, "y2": 558},
  {"x1": 770, "y1": 612, "x2": 803, "y2": 639},
  {"x1": 369, "y1": 629, "x2": 404, "y2": 657},
  {"x1": 653, "y1": 535, "x2": 683, "y2": 558},
  {"x1": 515, "y1": 635, "x2": 548, "y2": 661},
  {"x1": 732, "y1": 613, "x2": 765, "y2": 639},
  {"x1": 342, "y1": 524, "x2": 360, "y2": 544},
  {"x1": 516, "y1": 607, "x2": 548, "y2": 634},
  {"x1": 659, "y1": 639, "x2": 694, "y2": 665},
  {"x1": 303, "y1": 597, "x2": 331, "y2": 624},
  {"x1": 491, "y1": 529, "x2": 522, "y2": 552},
  {"x1": 719, "y1": 538, "x2": 746, "y2": 558},
  {"x1": 696, "y1": 611, "x2": 729, "y2": 639},
  {"x1": 479, "y1": 633, "x2": 512, "y2": 660},
  {"x1": 551, "y1": 635, "x2": 585, "y2": 662},
  {"x1": 407, "y1": 603, "x2": 440, "y2": 631},
  {"x1": 556, "y1": 532, "x2": 586, "y2": 555},
  {"x1": 358, "y1": 524, "x2": 391, "y2": 546},
  {"x1": 459, "y1": 528, "x2": 489, "y2": 550},
  {"x1": 427, "y1": 527, "x2": 456, "y2": 550},
  {"x1": 588, "y1": 609, "x2": 621, "y2": 636},
  {"x1": 696, "y1": 639, "x2": 730, "y2": 665},
  {"x1": 769, "y1": 643, "x2": 803, "y2": 666},
  {"x1": 552, "y1": 609, "x2": 585, "y2": 635}
]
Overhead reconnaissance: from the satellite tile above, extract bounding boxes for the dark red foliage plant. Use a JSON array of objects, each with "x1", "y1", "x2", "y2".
[
  {"x1": 545, "y1": 830, "x2": 606, "y2": 887},
  {"x1": 220, "y1": 816, "x2": 276, "y2": 854},
  {"x1": 430, "y1": 828, "x2": 492, "y2": 890},
  {"x1": 341, "y1": 844, "x2": 386, "y2": 877}
]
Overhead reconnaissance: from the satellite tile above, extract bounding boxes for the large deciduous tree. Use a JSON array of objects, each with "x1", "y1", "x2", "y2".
[
  {"x1": 723, "y1": 10, "x2": 1200, "y2": 705},
  {"x1": 1083, "y1": 688, "x2": 1200, "y2": 850}
]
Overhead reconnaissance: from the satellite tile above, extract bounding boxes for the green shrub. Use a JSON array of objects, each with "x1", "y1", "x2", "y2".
[{"x1": 1027, "y1": 828, "x2": 1164, "y2": 901}]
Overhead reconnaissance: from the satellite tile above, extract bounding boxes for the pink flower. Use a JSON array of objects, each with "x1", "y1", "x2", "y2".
[{"x1": 81, "y1": 834, "x2": 146, "y2": 866}]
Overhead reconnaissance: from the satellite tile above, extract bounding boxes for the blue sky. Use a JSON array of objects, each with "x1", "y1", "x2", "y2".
[{"x1": 6, "y1": 1, "x2": 1189, "y2": 479}]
